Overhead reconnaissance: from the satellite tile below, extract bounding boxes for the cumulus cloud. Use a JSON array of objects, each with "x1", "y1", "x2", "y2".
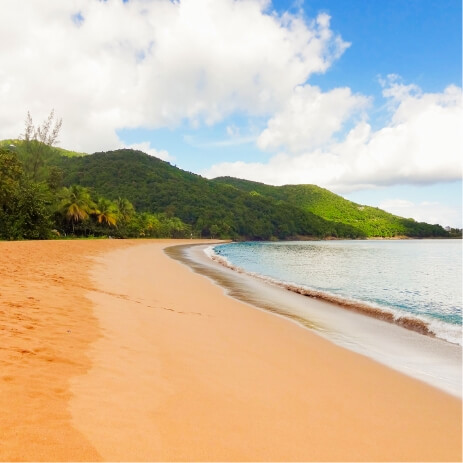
[
  {"x1": 204, "y1": 81, "x2": 462, "y2": 191},
  {"x1": 121, "y1": 142, "x2": 172, "y2": 161},
  {"x1": 0, "y1": 0, "x2": 347, "y2": 153},
  {"x1": 378, "y1": 199, "x2": 462, "y2": 229},
  {"x1": 257, "y1": 84, "x2": 370, "y2": 152}
]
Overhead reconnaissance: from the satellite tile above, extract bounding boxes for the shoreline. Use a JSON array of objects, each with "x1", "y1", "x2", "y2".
[
  {"x1": 206, "y1": 244, "x2": 437, "y2": 338},
  {"x1": 203, "y1": 240, "x2": 462, "y2": 345},
  {"x1": 169, "y1": 243, "x2": 462, "y2": 398},
  {"x1": 1, "y1": 239, "x2": 461, "y2": 461}
]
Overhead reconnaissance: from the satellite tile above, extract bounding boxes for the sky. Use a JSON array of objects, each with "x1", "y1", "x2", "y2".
[{"x1": 1, "y1": 0, "x2": 461, "y2": 227}]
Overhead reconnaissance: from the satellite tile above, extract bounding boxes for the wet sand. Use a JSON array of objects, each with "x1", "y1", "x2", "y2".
[
  {"x1": 0, "y1": 239, "x2": 461, "y2": 461},
  {"x1": 178, "y1": 244, "x2": 462, "y2": 397}
]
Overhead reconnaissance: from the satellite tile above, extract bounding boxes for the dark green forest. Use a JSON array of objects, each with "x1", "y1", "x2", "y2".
[
  {"x1": 212, "y1": 177, "x2": 451, "y2": 238},
  {"x1": 0, "y1": 138, "x2": 457, "y2": 241}
]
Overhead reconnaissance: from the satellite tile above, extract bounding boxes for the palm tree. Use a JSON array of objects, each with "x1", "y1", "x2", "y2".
[
  {"x1": 95, "y1": 198, "x2": 118, "y2": 227},
  {"x1": 115, "y1": 197, "x2": 135, "y2": 224},
  {"x1": 59, "y1": 185, "x2": 96, "y2": 234}
]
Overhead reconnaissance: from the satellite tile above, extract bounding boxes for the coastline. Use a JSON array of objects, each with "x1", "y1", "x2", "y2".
[
  {"x1": 205, "y1": 239, "x2": 462, "y2": 344},
  {"x1": 205, "y1": 243, "x2": 435, "y2": 337},
  {"x1": 176, "y1": 243, "x2": 462, "y2": 397},
  {"x1": 1, "y1": 239, "x2": 461, "y2": 461}
]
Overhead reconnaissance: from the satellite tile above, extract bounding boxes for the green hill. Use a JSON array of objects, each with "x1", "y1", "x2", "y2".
[
  {"x1": 212, "y1": 177, "x2": 445, "y2": 238},
  {"x1": 1, "y1": 140, "x2": 449, "y2": 240},
  {"x1": 53, "y1": 149, "x2": 447, "y2": 239},
  {"x1": 53, "y1": 149, "x2": 364, "y2": 240},
  {"x1": 0, "y1": 139, "x2": 86, "y2": 159}
]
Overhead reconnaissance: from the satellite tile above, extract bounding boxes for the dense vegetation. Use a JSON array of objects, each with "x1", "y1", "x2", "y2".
[
  {"x1": 0, "y1": 145, "x2": 192, "y2": 240},
  {"x1": 212, "y1": 177, "x2": 449, "y2": 238},
  {"x1": 53, "y1": 149, "x2": 364, "y2": 240},
  {"x1": 53, "y1": 148, "x2": 450, "y2": 239},
  {"x1": 0, "y1": 136, "x2": 455, "y2": 241},
  {"x1": 0, "y1": 148, "x2": 52, "y2": 239}
]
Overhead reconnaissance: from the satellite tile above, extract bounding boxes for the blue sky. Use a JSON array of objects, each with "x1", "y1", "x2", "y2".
[
  {"x1": 291, "y1": 0, "x2": 461, "y2": 95},
  {"x1": 1, "y1": 0, "x2": 461, "y2": 227}
]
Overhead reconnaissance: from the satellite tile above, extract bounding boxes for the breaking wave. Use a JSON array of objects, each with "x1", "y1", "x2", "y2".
[{"x1": 204, "y1": 245, "x2": 462, "y2": 345}]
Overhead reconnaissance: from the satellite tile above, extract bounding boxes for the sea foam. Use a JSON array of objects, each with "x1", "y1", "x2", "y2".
[{"x1": 204, "y1": 243, "x2": 462, "y2": 346}]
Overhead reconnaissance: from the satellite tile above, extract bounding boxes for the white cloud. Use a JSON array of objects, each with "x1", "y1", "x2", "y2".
[
  {"x1": 0, "y1": 0, "x2": 347, "y2": 153},
  {"x1": 204, "y1": 82, "x2": 462, "y2": 191},
  {"x1": 121, "y1": 142, "x2": 172, "y2": 161},
  {"x1": 257, "y1": 84, "x2": 370, "y2": 152},
  {"x1": 378, "y1": 199, "x2": 462, "y2": 229}
]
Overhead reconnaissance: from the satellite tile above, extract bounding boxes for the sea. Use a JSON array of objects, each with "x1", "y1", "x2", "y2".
[
  {"x1": 208, "y1": 240, "x2": 462, "y2": 346},
  {"x1": 169, "y1": 239, "x2": 462, "y2": 396}
]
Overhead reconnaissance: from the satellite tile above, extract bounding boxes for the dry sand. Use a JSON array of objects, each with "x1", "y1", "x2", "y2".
[{"x1": 0, "y1": 239, "x2": 461, "y2": 461}]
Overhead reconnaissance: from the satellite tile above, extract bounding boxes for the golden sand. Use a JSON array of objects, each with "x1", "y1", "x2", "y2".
[{"x1": 0, "y1": 239, "x2": 461, "y2": 461}]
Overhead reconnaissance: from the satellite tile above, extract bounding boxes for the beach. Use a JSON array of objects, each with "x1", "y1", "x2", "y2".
[
  {"x1": 0, "y1": 239, "x2": 461, "y2": 461},
  {"x1": 181, "y1": 243, "x2": 462, "y2": 397}
]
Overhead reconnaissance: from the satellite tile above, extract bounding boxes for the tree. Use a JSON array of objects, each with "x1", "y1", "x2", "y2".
[
  {"x1": 136, "y1": 212, "x2": 162, "y2": 237},
  {"x1": 95, "y1": 198, "x2": 118, "y2": 228},
  {"x1": 0, "y1": 148, "x2": 52, "y2": 239},
  {"x1": 47, "y1": 166, "x2": 64, "y2": 191},
  {"x1": 14, "y1": 182, "x2": 53, "y2": 239},
  {"x1": 115, "y1": 197, "x2": 135, "y2": 224},
  {"x1": 0, "y1": 148, "x2": 23, "y2": 209},
  {"x1": 0, "y1": 148, "x2": 24, "y2": 238},
  {"x1": 209, "y1": 224, "x2": 220, "y2": 239},
  {"x1": 21, "y1": 110, "x2": 62, "y2": 181},
  {"x1": 59, "y1": 185, "x2": 96, "y2": 234}
]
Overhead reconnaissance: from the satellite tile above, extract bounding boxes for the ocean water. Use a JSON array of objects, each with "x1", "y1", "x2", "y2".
[{"x1": 209, "y1": 240, "x2": 462, "y2": 346}]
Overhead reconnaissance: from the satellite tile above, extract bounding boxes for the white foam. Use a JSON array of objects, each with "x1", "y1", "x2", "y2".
[
  {"x1": 193, "y1": 244, "x2": 462, "y2": 397},
  {"x1": 206, "y1": 245, "x2": 462, "y2": 346}
]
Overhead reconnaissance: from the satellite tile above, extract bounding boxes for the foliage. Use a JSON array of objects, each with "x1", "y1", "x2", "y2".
[
  {"x1": 0, "y1": 144, "x2": 450, "y2": 241},
  {"x1": 20, "y1": 110, "x2": 62, "y2": 181},
  {"x1": 95, "y1": 198, "x2": 118, "y2": 227},
  {"x1": 53, "y1": 149, "x2": 448, "y2": 239},
  {"x1": 0, "y1": 147, "x2": 192, "y2": 240},
  {"x1": 0, "y1": 139, "x2": 86, "y2": 159},
  {"x1": 0, "y1": 148, "x2": 52, "y2": 239},
  {"x1": 212, "y1": 177, "x2": 449, "y2": 238},
  {"x1": 52, "y1": 149, "x2": 364, "y2": 239},
  {"x1": 447, "y1": 228, "x2": 462, "y2": 238},
  {"x1": 58, "y1": 185, "x2": 97, "y2": 233}
]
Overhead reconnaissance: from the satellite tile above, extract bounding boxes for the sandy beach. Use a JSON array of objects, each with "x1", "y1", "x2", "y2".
[{"x1": 0, "y1": 239, "x2": 461, "y2": 461}]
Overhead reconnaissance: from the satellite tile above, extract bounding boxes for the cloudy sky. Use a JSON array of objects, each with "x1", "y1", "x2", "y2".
[{"x1": 1, "y1": 0, "x2": 461, "y2": 227}]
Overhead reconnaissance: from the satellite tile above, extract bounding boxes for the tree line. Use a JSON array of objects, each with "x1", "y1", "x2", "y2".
[
  {"x1": 55, "y1": 149, "x2": 369, "y2": 240},
  {"x1": 0, "y1": 146, "x2": 192, "y2": 240},
  {"x1": 1, "y1": 111, "x2": 456, "y2": 241},
  {"x1": 0, "y1": 110, "x2": 192, "y2": 240}
]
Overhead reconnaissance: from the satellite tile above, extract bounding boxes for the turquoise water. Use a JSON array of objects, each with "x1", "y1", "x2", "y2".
[{"x1": 211, "y1": 240, "x2": 462, "y2": 345}]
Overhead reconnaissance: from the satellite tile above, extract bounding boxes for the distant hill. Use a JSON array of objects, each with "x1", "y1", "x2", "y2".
[
  {"x1": 1, "y1": 140, "x2": 448, "y2": 239},
  {"x1": 0, "y1": 139, "x2": 86, "y2": 159},
  {"x1": 53, "y1": 149, "x2": 364, "y2": 240},
  {"x1": 51, "y1": 148, "x2": 447, "y2": 239},
  {"x1": 212, "y1": 177, "x2": 444, "y2": 238}
]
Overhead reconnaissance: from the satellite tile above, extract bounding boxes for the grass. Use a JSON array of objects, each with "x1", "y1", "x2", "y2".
[{"x1": 0, "y1": 139, "x2": 87, "y2": 157}]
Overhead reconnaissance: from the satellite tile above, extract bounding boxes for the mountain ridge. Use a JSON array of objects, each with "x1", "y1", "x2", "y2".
[
  {"x1": 53, "y1": 148, "x2": 447, "y2": 239},
  {"x1": 0, "y1": 140, "x2": 450, "y2": 240},
  {"x1": 211, "y1": 176, "x2": 441, "y2": 238}
]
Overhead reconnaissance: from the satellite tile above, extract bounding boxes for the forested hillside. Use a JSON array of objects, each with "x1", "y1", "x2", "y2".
[
  {"x1": 213, "y1": 177, "x2": 446, "y2": 238},
  {"x1": 0, "y1": 141, "x2": 451, "y2": 240},
  {"x1": 54, "y1": 149, "x2": 363, "y2": 239},
  {"x1": 54, "y1": 149, "x2": 447, "y2": 239},
  {"x1": 0, "y1": 143, "x2": 192, "y2": 240}
]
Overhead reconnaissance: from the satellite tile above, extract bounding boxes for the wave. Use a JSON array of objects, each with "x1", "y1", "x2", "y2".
[{"x1": 204, "y1": 246, "x2": 462, "y2": 346}]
